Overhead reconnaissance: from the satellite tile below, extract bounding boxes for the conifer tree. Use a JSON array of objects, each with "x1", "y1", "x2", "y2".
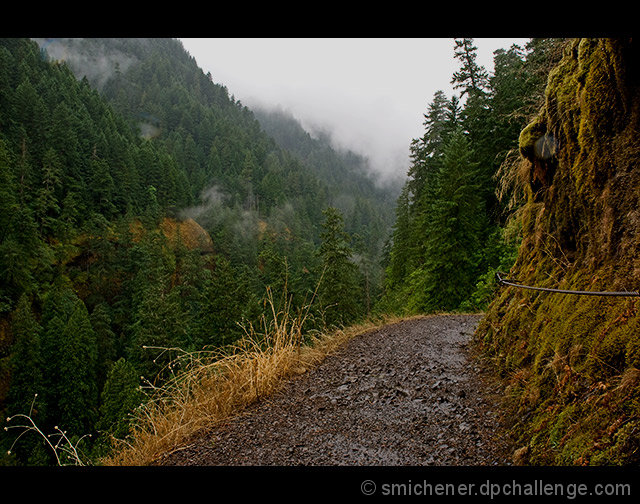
[
  {"x1": 12, "y1": 79, "x2": 49, "y2": 162},
  {"x1": 56, "y1": 297, "x2": 99, "y2": 437},
  {"x1": 451, "y1": 38, "x2": 489, "y2": 98},
  {"x1": 49, "y1": 102, "x2": 82, "y2": 186},
  {"x1": 88, "y1": 157, "x2": 117, "y2": 218},
  {"x1": 451, "y1": 38, "x2": 496, "y2": 220},
  {"x1": 412, "y1": 128, "x2": 485, "y2": 312},
  {"x1": 97, "y1": 358, "x2": 142, "y2": 440},
  {"x1": 411, "y1": 94, "x2": 462, "y2": 265},
  {"x1": 258, "y1": 242, "x2": 289, "y2": 303},
  {"x1": 7, "y1": 295, "x2": 44, "y2": 416},
  {"x1": 317, "y1": 207, "x2": 362, "y2": 327},
  {"x1": 385, "y1": 183, "x2": 411, "y2": 291},
  {"x1": 144, "y1": 185, "x2": 161, "y2": 225},
  {"x1": 35, "y1": 148, "x2": 63, "y2": 236},
  {"x1": 5, "y1": 295, "x2": 48, "y2": 465},
  {"x1": 0, "y1": 140, "x2": 20, "y2": 302},
  {"x1": 90, "y1": 303, "x2": 118, "y2": 390},
  {"x1": 196, "y1": 256, "x2": 247, "y2": 348},
  {"x1": 39, "y1": 283, "x2": 88, "y2": 434},
  {"x1": 407, "y1": 90, "x2": 450, "y2": 200}
]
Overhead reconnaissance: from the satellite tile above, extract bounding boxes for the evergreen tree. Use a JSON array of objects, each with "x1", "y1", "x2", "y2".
[
  {"x1": 410, "y1": 129, "x2": 485, "y2": 312},
  {"x1": 410, "y1": 94, "x2": 462, "y2": 268},
  {"x1": 385, "y1": 183, "x2": 411, "y2": 291},
  {"x1": 39, "y1": 290, "x2": 72, "y2": 430},
  {"x1": 0, "y1": 140, "x2": 21, "y2": 303},
  {"x1": 196, "y1": 256, "x2": 248, "y2": 348},
  {"x1": 451, "y1": 38, "x2": 490, "y2": 98},
  {"x1": 88, "y1": 157, "x2": 117, "y2": 218},
  {"x1": 258, "y1": 241, "x2": 289, "y2": 304},
  {"x1": 56, "y1": 297, "x2": 99, "y2": 437},
  {"x1": 317, "y1": 207, "x2": 362, "y2": 327},
  {"x1": 407, "y1": 90, "x2": 450, "y2": 200},
  {"x1": 90, "y1": 303, "x2": 117, "y2": 390},
  {"x1": 39, "y1": 283, "x2": 94, "y2": 437},
  {"x1": 34, "y1": 148, "x2": 63, "y2": 236},
  {"x1": 12, "y1": 79, "x2": 49, "y2": 163},
  {"x1": 97, "y1": 358, "x2": 142, "y2": 440},
  {"x1": 7, "y1": 295, "x2": 44, "y2": 417},
  {"x1": 0, "y1": 139, "x2": 42, "y2": 302},
  {"x1": 124, "y1": 228, "x2": 183, "y2": 379},
  {"x1": 143, "y1": 185, "x2": 161, "y2": 225},
  {"x1": 4, "y1": 295, "x2": 49, "y2": 465}
]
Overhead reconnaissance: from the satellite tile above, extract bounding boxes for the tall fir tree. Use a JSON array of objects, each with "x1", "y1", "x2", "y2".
[
  {"x1": 6, "y1": 295, "x2": 44, "y2": 418},
  {"x1": 411, "y1": 128, "x2": 486, "y2": 312},
  {"x1": 451, "y1": 38, "x2": 490, "y2": 98},
  {"x1": 90, "y1": 303, "x2": 118, "y2": 391},
  {"x1": 97, "y1": 357, "x2": 142, "y2": 440},
  {"x1": 56, "y1": 297, "x2": 99, "y2": 438},
  {"x1": 196, "y1": 256, "x2": 249, "y2": 348},
  {"x1": 39, "y1": 282, "x2": 83, "y2": 433},
  {"x1": 385, "y1": 184, "x2": 411, "y2": 292},
  {"x1": 4, "y1": 294, "x2": 50, "y2": 465},
  {"x1": 317, "y1": 207, "x2": 362, "y2": 327}
]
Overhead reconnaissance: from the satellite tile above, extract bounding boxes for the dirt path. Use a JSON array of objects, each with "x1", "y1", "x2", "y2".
[{"x1": 156, "y1": 314, "x2": 513, "y2": 466}]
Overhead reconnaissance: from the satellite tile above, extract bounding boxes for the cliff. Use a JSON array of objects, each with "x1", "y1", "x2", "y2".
[{"x1": 475, "y1": 38, "x2": 640, "y2": 465}]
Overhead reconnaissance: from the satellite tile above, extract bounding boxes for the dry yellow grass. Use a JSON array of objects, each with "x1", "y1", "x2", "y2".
[{"x1": 100, "y1": 289, "x2": 409, "y2": 466}]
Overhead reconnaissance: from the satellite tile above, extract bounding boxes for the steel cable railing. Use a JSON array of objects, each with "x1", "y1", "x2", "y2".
[{"x1": 496, "y1": 272, "x2": 640, "y2": 297}]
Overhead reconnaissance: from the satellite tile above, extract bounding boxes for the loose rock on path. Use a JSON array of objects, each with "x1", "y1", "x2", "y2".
[{"x1": 156, "y1": 314, "x2": 512, "y2": 466}]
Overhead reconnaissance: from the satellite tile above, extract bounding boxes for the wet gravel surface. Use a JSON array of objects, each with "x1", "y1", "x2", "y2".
[{"x1": 156, "y1": 315, "x2": 512, "y2": 466}]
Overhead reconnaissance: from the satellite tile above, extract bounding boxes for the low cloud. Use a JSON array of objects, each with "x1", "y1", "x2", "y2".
[{"x1": 34, "y1": 38, "x2": 138, "y2": 91}]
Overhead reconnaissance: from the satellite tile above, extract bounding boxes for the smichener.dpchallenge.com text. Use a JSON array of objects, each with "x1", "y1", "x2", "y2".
[{"x1": 360, "y1": 478, "x2": 632, "y2": 499}]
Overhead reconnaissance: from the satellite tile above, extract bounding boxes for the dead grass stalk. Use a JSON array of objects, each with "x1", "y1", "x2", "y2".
[{"x1": 101, "y1": 288, "x2": 407, "y2": 466}]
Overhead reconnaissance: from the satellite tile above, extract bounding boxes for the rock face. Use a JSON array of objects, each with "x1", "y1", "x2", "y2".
[
  {"x1": 476, "y1": 39, "x2": 640, "y2": 465},
  {"x1": 159, "y1": 217, "x2": 214, "y2": 254},
  {"x1": 128, "y1": 216, "x2": 215, "y2": 254}
]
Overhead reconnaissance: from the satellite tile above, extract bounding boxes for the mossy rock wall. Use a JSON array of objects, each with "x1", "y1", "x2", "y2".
[{"x1": 476, "y1": 38, "x2": 640, "y2": 465}]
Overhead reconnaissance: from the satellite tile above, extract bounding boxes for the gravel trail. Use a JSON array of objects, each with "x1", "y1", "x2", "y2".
[{"x1": 156, "y1": 314, "x2": 512, "y2": 466}]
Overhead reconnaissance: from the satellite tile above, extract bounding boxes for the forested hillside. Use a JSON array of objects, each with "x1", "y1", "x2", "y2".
[
  {"x1": 37, "y1": 37, "x2": 393, "y2": 315},
  {"x1": 253, "y1": 105, "x2": 400, "y2": 309},
  {"x1": 0, "y1": 37, "x2": 386, "y2": 465}
]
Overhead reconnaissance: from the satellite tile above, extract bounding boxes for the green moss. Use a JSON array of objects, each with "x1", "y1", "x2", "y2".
[
  {"x1": 555, "y1": 298, "x2": 605, "y2": 360},
  {"x1": 588, "y1": 328, "x2": 629, "y2": 378},
  {"x1": 550, "y1": 403, "x2": 577, "y2": 446},
  {"x1": 559, "y1": 432, "x2": 592, "y2": 465},
  {"x1": 478, "y1": 38, "x2": 640, "y2": 466},
  {"x1": 625, "y1": 330, "x2": 640, "y2": 368},
  {"x1": 519, "y1": 114, "x2": 547, "y2": 160}
]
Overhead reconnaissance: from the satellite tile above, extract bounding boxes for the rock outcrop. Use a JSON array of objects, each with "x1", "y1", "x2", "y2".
[{"x1": 476, "y1": 38, "x2": 640, "y2": 465}]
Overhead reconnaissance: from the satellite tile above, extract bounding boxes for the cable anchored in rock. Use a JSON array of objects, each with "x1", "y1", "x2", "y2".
[{"x1": 496, "y1": 272, "x2": 640, "y2": 297}]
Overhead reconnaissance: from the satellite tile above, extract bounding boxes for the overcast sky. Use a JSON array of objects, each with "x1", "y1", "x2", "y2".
[{"x1": 180, "y1": 38, "x2": 530, "y2": 184}]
